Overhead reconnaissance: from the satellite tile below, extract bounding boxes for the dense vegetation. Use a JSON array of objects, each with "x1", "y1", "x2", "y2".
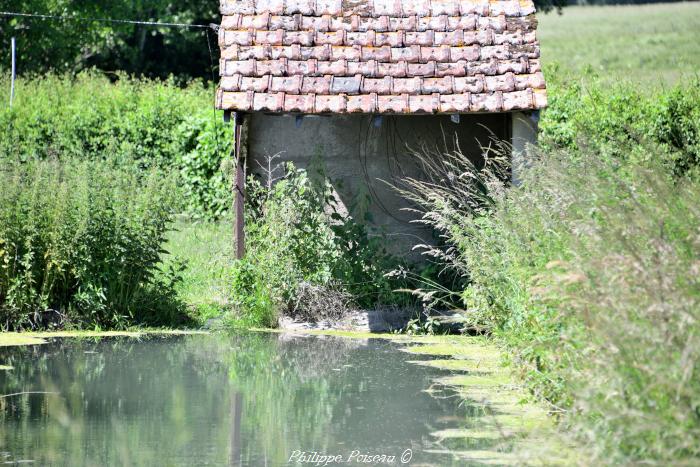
[
  {"x1": 0, "y1": 74, "x2": 230, "y2": 219},
  {"x1": 0, "y1": 74, "x2": 414, "y2": 329},
  {"x1": 401, "y1": 72, "x2": 700, "y2": 463},
  {"x1": 227, "y1": 163, "x2": 409, "y2": 328},
  {"x1": 0, "y1": 157, "x2": 181, "y2": 330},
  {"x1": 0, "y1": 74, "x2": 229, "y2": 329}
]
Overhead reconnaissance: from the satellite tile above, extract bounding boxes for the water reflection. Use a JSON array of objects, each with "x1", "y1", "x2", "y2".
[{"x1": 0, "y1": 333, "x2": 484, "y2": 466}]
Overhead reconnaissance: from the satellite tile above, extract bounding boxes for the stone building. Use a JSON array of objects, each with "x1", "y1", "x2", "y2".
[{"x1": 215, "y1": 0, "x2": 547, "y2": 258}]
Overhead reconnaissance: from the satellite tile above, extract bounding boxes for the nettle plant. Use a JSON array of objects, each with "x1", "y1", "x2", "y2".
[{"x1": 227, "y1": 162, "x2": 405, "y2": 328}]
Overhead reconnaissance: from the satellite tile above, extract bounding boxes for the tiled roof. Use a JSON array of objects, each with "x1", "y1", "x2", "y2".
[{"x1": 215, "y1": 0, "x2": 547, "y2": 114}]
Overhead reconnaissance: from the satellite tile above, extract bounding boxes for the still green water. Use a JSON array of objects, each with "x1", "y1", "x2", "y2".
[{"x1": 0, "y1": 333, "x2": 493, "y2": 466}]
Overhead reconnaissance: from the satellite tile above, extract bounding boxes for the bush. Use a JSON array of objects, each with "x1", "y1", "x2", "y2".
[
  {"x1": 0, "y1": 157, "x2": 184, "y2": 330},
  {"x1": 0, "y1": 73, "x2": 232, "y2": 219},
  {"x1": 402, "y1": 137, "x2": 700, "y2": 463},
  {"x1": 227, "y1": 163, "x2": 408, "y2": 328},
  {"x1": 540, "y1": 69, "x2": 700, "y2": 176}
]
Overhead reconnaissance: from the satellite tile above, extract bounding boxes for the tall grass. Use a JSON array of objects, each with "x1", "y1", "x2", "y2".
[
  {"x1": 0, "y1": 157, "x2": 183, "y2": 330},
  {"x1": 400, "y1": 112, "x2": 700, "y2": 462}
]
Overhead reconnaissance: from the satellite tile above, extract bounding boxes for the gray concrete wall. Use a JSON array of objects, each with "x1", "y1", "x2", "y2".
[
  {"x1": 511, "y1": 111, "x2": 540, "y2": 186},
  {"x1": 247, "y1": 113, "x2": 511, "y2": 260}
]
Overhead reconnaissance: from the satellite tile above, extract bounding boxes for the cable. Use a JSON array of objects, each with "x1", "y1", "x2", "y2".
[{"x1": 0, "y1": 11, "x2": 216, "y2": 30}]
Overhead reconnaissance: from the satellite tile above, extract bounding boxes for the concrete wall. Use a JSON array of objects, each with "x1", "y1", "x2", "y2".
[
  {"x1": 511, "y1": 111, "x2": 540, "y2": 186},
  {"x1": 247, "y1": 113, "x2": 511, "y2": 260}
]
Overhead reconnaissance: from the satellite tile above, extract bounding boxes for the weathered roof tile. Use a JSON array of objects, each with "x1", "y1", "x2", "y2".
[
  {"x1": 284, "y1": 93, "x2": 316, "y2": 112},
  {"x1": 459, "y1": 0, "x2": 490, "y2": 16},
  {"x1": 410, "y1": 94, "x2": 441, "y2": 113},
  {"x1": 315, "y1": 94, "x2": 347, "y2": 112},
  {"x1": 241, "y1": 76, "x2": 271, "y2": 92},
  {"x1": 331, "y1": 75, "x2": 363, "y2": 94},
  {"x1": 347, "y1": 94, "x2": 377, "y2": 113},
  {"x1": 391, "y1": 46, "x2": 421, "y2": 63},
  {"x1": 503, "y1": 89, "x2": 534, "y2": 111},
  {"x1": 436, "y1": 61, "x2": 468, "y2": 77},
  {"x1": 270, "y1": 75, "x2": 303, "y2": 93},
  {"x1": 422, "y1": 76, "x2": 454, "y2": 94},
  {"x1": 217, "y1": 0, "x2": 547, "y2": 114},
  {"x1": 421, "y1": 46, "x2": 451, "y2": 63},
  {"x1": 417, "y1": 16, "x2": 449, "y2": 32},
  {"x1": 221, "y1": 0, "x2": 255, "y2": 16},
  {"x1": 283, "y1": 0, "x2": 314, "y2": 15},
  {"x1": 431, "y1": 0, "x2": 461, "y2": 16},
  {"x1": 362, "y1": 76, "x2": 393, "y2": 94},
  {"x1": 470, "y1": 91, "x2": 503, "y2": 112},
  {"x1": 316, "y1": 0, "x2": 343, "y2": 16},
  {"x1": 253, "y1": 92, "x2": 285, "y2": 112},
  {"x1": 455, "y1": 75, "x2": 485, "y2": 93},
  {"x1": 405, "y1": 31, "x2": 436, "y2": 47},
  {"x1": 403, "y1": 0, "x2": 432, "y2": 17},
  {"x1": 373, "y1": 0, "x2": 402, "y2": 17},
  {"x1": 348, "y1": 59, "x2": 379, "y2": 76},
  {"x1": 254, "y1": 0, "x2": 284, "y2": 15},
  {"x1": 302, "y1": 76, "x2": 332, "y2": 94},
  {"x1": 393, "y1": 77, "x2": 422, "y2": 94},
  {"x1": 378, "y1": 94, "x2": 409, "y2": 113},
  {"x1": 440, "y1": 93, "x2": 471, "y2": 112}
]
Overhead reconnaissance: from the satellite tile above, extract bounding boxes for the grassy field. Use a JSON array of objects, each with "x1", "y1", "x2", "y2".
[
  {"x1": 538, "y1": 3, "x2": 700, "y2": 86},
  {"x1": 165, "y1": 219, "x2": 234, "y2": 324}
]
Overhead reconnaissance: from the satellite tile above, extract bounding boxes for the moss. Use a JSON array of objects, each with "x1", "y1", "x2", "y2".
[
  {"x1": 0, "y1": 334, "x2": 48, "y2": 347},
  {"x1": 438, "y1": 373, "x2": 513, "y2": 388},
  {"x1": 407, "y1": 359, "x2": 478, "y2": 372},
  {"x1": 0, "y1": 330, "x2": 207, "y2": 347},
  {"x1": 431, "y1": 428, "x2": 510, "y2": 440},
  {"x1": 396, "y1": 334, "x2": 578, "y2": 464},
  {"x1": 250, "y1": 328, "x2": 458, "y2": 343},
  {"x1": 402, "y1": 341, "x2": 501, "y2": 360}
]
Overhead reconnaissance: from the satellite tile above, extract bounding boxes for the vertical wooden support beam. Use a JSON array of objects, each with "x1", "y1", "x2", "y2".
[
  {"x1": 233, "y1": 112, "x2": 246, "y2": 259},
  {"x1": 10, "y1": 37, "x2": 16, "y2": 107}
]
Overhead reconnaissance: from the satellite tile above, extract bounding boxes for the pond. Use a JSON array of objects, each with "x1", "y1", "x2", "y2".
[{"x1": 0, "y1": 333, "x2": 509, "y2": 466}]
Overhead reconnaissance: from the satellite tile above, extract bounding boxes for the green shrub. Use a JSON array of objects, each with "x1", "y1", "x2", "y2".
[
  {"x1": 540, "y1": 69, "x2": 700, "y2": 175},
  {"x1": 227, "y1": 163, "x2": 408, "y2": 328},
  {"x1": 0, "y1": 73, "x2": 232, "y2": 219},
  {"x1": 176, "y1": 116, "x2": 233, "y2": 220},
  {"x1": 0, "y1": 157, "x2": 184, "y2": 330}
]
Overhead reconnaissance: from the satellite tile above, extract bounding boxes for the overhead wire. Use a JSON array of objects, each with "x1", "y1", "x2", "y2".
[{"x1": 0, "y1": 11, "x2": 216, "y2": 30}]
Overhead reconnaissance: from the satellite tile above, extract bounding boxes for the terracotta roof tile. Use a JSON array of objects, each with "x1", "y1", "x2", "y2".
[{"x1": 217, "y1": 0, "x2": 547, "y2": 114}]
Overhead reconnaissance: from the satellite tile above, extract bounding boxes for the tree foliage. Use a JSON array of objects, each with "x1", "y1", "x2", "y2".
[{"x1": 0, "y1": 0, "x2": 220, "y2": 81}]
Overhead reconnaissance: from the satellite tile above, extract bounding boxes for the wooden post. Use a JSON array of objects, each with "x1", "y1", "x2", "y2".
[
  {"x1": 10, "y1": 37, "x2": 16, "y2": 107},
  {"x1": 233, "y1": 112, "x2": 246, "y2": 259}
]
